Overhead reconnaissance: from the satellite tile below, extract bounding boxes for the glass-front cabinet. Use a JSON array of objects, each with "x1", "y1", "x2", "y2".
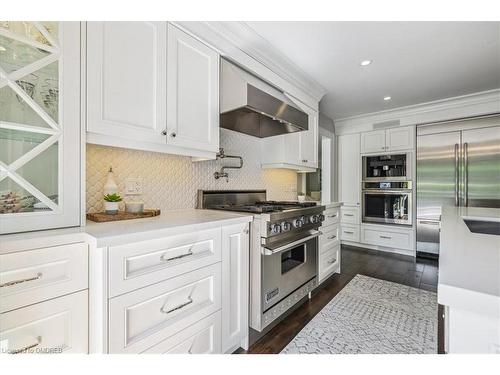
[{"x1": 0, "y1": 22, "x2": 80, "y2": 234}]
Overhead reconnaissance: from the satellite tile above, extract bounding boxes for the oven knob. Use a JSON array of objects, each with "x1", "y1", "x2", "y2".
[
  {"x1": 280, "y1": 221, "x2": 291, "y2": 232},
  {"x1": 309, "y1": 215, "x2": 318, "y2": 224},
  {"x1": 319, "y1": 214, "x2": 325, "y2": 222},
  {"x1": 292, "y1": 218, "x2": 303, "y2": 228},
  {"x1": 269, "y1": 223, "x2": 281, "y2": 235}
]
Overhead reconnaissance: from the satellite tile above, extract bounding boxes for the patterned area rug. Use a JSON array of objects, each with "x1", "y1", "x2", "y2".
[{"x1": 281, "y1": 274, "x2": 437, "y2": 354}]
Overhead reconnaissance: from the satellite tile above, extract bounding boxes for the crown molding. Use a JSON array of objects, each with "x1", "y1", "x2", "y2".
[
  {"x1": 335, "y1": 89, "x2": 500, "y2": 135},
  {"x1": 174, "y1": 21, "x2": 326, "y2": 109}
]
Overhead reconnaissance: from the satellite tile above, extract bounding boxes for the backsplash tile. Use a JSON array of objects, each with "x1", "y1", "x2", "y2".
[{"x1": 86, "y1": 129, "x2": 298, "y2": 213}]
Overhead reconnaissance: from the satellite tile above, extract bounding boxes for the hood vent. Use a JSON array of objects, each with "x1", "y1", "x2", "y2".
[{"x1": 220, "y1": 59, "x2": 308, "y2": 138}]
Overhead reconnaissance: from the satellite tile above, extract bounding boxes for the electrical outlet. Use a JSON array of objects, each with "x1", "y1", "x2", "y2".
[{"x1": 125, "y1": 178, "x2": 143, "y2": 195}]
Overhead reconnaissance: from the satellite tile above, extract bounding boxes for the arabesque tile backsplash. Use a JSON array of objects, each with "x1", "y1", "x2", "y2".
[{"x1": 86, "y1": 129, "x2": 298, "y2": 213}]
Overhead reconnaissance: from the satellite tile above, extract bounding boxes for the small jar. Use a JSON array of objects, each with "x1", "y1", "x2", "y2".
[{"x1": 125, "y1": 201, "x2": 144, "y2": 214}]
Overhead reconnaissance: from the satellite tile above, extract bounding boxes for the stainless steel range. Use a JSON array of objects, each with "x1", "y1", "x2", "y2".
[{"x1": 197, "y1": 190, "x2": 325, "y2": 332}]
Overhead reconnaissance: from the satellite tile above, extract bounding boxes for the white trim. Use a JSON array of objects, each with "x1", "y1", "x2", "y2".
[
  {"x1": 173, "y1": 21, "x2": 324, "y2": 109},
  {"x1": 33, "y1": 22, "x2": 60, "y2": 50},
  {"x1": 335, "y1": 89, "x2": 500, "y2": 135},
  {"x1": 0, "y1": 27, "x2": 57, "y2": 54},
  {"x1": 0, "y1": 121, "x2": 57, "y2": 135}
]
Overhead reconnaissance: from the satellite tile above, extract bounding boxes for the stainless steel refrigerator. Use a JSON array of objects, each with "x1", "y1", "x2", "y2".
[{"x1": 416, "y1": 115, "x2": 500, "y2": 256}]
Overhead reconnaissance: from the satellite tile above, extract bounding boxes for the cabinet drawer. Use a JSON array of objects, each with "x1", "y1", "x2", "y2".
[
  {"x1": 320, "y1": 224, "x2": 339, "y2": 251},
  {"x1": 108, "y1": 263, "x2": 221, "y2": 354},
  {"x1": 0, "y1": 243, "x2": 88, "y2": 313},
  {"x1": 341, "y1": 207, "x2": 359, "y2": 224},
  {"x1": 109, "y1": 228, "x2": 221, "y2": 297},
  {"x1": 323, "y1": 207, "x2": 340, "y2": 226},
  {"x1": 362, "y1": 227, "x2": 413, "y2": 250},
  {"x1": 0, "y1": 290, "x2": 88, "y2": 354},
  {"x1": 319, "y1": 246, "x2": 339, "y2": 282},
  {"x1": 141, "y1": 311, "x2": 221, "y2": 354},
  {"x1": 340, "y1": 224, "x2": 360, "y2": 242}
]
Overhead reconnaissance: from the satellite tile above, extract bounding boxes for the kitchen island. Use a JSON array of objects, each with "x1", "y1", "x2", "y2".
[{"x1": 439, "y1": 206, "x2": 500, "y2": 353}]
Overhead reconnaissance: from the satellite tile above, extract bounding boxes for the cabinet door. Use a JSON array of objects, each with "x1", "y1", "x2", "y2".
[
  {"x1": 386, "y1": 126, "x2": 415, "y2": 151},
  {"x1": 338, "y1": 133, "x2": 361, "y2": 206},
  {"x1": 166, "y1": 24, "x2": 219, "y2": 153},
  {"x1": 87, "y1": 22, "x2": 167, "y2": 144},
  {"x1": 0, "y1": 22, "x2": 80, "y2": 234},
  {"x1": 361, "y1": 130, "x2": 386, "y2": 153},
  {"x1": 221, "y1": 223, "x2": 249, "y2": 353},
  {"x1": 300, "y1": 109, "x2": 319, "y2": 168}
]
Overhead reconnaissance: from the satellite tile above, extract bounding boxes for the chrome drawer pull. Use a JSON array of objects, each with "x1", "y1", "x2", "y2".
[
  {"x1": 0, "y1": 272, "x2": 42, "y2": 288},
  {"x1": 160, "y1": 248, "x2": 194, "y2": 262},
  {"x1": 343, "y1": 231, "x2": 354, "y2": 234},
  {"x1": 328, "y1": 214, "x2": 337, "y2": 218},
  {"x1": 327, "y1": 235, "x2": 337, "y2": 240},
  {"x1": 344, "y1": 214, "x2": 354, "y2": 217},
  {"x1": 160, "y1": 297, "x2": 194, "y2": 314},
  {"x1": 419, "y1": 220, "x2": 440, "y2": 226},
  {"x1": 8, "y1": 336, "x2": 41, "y2": 354},
  {"x1": 327, "y1": 259, "x2": 336, "y2": 264},
  {"x1": 380, "y1": 235, "x2": 392, "y2": 239}
]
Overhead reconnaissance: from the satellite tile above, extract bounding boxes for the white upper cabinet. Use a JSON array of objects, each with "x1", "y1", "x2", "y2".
[
  {"x1": 360, "y1": 126, "x2": 414, "y2": 153},
  {"x1": 86, "y1": 22, "x2": 219, "y2": 158},
  {"x1": 385, "y1": 126, "x2": 415, "y2": 151},
  {"x1": 261, "y1": 101, "x2": 319, "y2": 171},
  {"x1": 166, "y1": 24, "x2": 219, "y2": 153},
  {"x1": 338, "y1": 133, "x2": 361, "y2": 207},
  {"x1": 87, "y1": 22, "x2": 167, "y2": 144},
  {"x1": 0, "y1": 22, "x2": 81, "y2": 234},
  {"x1": 360, "y1": 130, "x2": 386, "y2": 153}
]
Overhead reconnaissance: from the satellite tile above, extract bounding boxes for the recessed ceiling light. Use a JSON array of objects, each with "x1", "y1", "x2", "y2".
[
  {"x1": 360, "y1": 60, "x2": 372, "y2": 66},
  {"x1": 384, "y1": 96, "x2": 392, "y2": 101},
  {"x1": 0, "y1": 46, "x2": 6, "y2": 52}
]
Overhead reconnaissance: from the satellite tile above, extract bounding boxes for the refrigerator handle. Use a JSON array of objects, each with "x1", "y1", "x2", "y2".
[
  {"x1": 454, "y1": 143, "x2": 459, "y2": 206},
  {"x1": 464, "y1": 142, "x2": 469, "y2": 207}
]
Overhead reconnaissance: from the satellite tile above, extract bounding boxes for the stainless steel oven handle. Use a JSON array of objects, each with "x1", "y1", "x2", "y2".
[
  {"x1": 261, "y1": 231, "x2": 322, "y2": 256},
  {"x1": 454, "y1": 143, "x2": 459, "y2": 206},
  {"x1": 464, "y1": 142, "x2": 468, "y2": 207}
]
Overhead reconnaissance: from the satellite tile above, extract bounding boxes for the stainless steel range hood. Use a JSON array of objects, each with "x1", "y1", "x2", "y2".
[{"x1": 220, "y1": 59, "x2": 308, "y2": 138}]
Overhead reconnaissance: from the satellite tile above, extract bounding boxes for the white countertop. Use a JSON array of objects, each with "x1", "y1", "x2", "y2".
[
  {"x1": 438, "y1": 206, "x2": 500, "y2": 316},
  {"x1": 0, "y1": 209, "x2": 253, "y2": 254}
]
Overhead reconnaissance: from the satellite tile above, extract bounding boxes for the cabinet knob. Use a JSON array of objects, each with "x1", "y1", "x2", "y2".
[
  {"x1": 161, "y1": 130, "x2": 167, "y2": 136},
  {"x1": 171, "y1": 132, "x2": 177, "y2": 138}
]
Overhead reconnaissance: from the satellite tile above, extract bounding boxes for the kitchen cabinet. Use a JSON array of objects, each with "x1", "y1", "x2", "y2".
[
  {"x1": 0, "y1": 22, "x2": 81, "y2": 234},
  {"x1": 221, "y1": 223, "x2": 249, "y2": 353},
  {"x1": 361, "y1": 223, "x2": 414, "y2": 251},
  {"x1": 260, "y1": 105, "x2": 319, "y2": 172},
  {"x1": 360, "y1": 126, "x2": 414, "y2": 154},
  {"x1": 86, "y1": 22, "x2": 219, "y2": 158},
  {"x1": 318, "y1": 205, "x2": 341, "y2": 284},
  {"x1": 338, "y1": 133, "x2": 361, "y2": 207}
]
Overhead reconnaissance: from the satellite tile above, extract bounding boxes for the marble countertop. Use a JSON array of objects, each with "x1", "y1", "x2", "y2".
[
  {"x1": 438, "y1": 206, "x2": 500, "y2": 316},
  {"x1": 0, "y1": 209, "x2": 253, "y2": 254}
]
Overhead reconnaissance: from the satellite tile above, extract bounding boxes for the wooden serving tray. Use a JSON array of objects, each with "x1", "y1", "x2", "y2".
[{"x1": 87, "y1": 209, "x2": 161, "y2": 222}]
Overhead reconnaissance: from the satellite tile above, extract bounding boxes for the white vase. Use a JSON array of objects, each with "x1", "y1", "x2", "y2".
[{"x1": 104, "y1": 201, "x2": 119, "y2": 214}]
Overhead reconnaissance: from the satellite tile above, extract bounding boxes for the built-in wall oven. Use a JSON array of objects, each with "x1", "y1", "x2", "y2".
[
  {"x1": 362, "y1": 181, "x2": 413, "y2": 226},
  {"x1": 363, "y1": 153, "x2": 411, "y2": 181}
]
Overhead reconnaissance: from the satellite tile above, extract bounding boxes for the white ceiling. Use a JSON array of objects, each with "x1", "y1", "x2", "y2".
[{"x1": 245, "y1": 22, "x2": 500, "y2": 120}]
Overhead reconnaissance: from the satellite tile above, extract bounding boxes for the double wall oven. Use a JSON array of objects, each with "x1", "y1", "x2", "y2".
[{"x1": 362, "y1": 153, "x2": 413, "y2": 226}]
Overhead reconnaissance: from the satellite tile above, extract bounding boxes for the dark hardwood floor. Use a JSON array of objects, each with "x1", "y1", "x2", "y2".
[{"x1": 238, "y1": 245, "x2": 439, "y2": 354}]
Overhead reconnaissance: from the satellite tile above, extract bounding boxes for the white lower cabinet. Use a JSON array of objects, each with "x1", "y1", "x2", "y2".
[
  {"x1": 340, "y1": 224, "x2": 360, "y2": 242},
  {"x1": 318, "y1": 220, "x2": 341, "y2": 284},
  {"x1": 0, "y1": 290, "x2": 88, "y2": 354},
  {"x1": 142, "y1": 312, "x2": 221, "y2": 354},
  {"x1": 221, "y1": 223, "x2": 249, "y2": 353},
  {"x1": 108, "y1": 263, "x2": 221, "y2": 354},
  {"x1": 361, "y1": 224, "x2": 414, "y2": 251},
  {"x1": 100, "y1": 221, "x2": 251, "y2": 354}
]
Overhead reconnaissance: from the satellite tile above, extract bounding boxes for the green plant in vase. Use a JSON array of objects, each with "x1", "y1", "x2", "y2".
[{"x1": 103, "y1": 193, "x2": 122, "y2": 215}]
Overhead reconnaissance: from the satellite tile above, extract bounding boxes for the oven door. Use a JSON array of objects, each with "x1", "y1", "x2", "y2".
[
  {"x1": 362, "y1": 190, "x2": 412, "y2": 226},
  {"x1": 261, "y1": 232, "x2": 319, "y2": 312}
]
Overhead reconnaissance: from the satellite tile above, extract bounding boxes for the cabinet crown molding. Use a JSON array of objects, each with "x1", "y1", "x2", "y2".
[{"x1": 335, "y1": 89, "x2": 500, "y2": 135}]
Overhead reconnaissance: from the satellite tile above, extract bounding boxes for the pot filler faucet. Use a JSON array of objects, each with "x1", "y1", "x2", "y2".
[{"x1": 214, "y1": 148, "x2": 244, "y2": 181}]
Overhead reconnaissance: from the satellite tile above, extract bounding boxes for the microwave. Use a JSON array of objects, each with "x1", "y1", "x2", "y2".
[{"x1": 362, "y1": 152, "x2": 412, "y2": 182}]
